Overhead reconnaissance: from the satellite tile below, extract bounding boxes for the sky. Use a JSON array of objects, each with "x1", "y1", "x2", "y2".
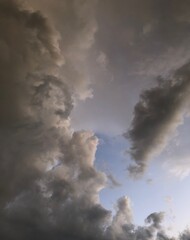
[{"x1": 1, "y1": 0, "x2": 190, "y2": 239}]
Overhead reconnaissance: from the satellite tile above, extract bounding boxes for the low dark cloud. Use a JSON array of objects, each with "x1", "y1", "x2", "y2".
[{"x1": 125, "y1": 62, "x2": 190, "y2": 177}]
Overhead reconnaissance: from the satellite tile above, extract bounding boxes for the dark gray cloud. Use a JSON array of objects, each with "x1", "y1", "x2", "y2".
[
  {"x1": 70, "y1": 0, "x2": 190, "y2": 135},
  {"x1": 26, "y1": 0, "x2": 98, "y2": 100},
  {"x1": 0, "y1": 1, "x2": 110, "y2": 239},
  {"x1": 125, "y1": 62, "x2": 190, "y2": 177},
  {"x1": 0, "y1": 1, "x2": 123, "y2": 239},
  {"x1": 0, "y1": 1, "x2": 189, "y2": 240}
]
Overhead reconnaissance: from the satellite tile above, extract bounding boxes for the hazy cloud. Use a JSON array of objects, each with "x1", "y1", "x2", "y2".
[
  {"x1": 164, "y1": 155, "x2": 190, "y2": 180},
  {"x1": 107, "y1": 174, "x2": 122, "y2": 188}
]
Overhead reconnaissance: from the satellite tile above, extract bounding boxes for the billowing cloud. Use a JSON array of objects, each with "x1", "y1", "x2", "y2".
[
  {"x1": 0, "y1": 1, "x2": 189, "y2": 240},
  {"x1": 97, "y1": 0, "x2": 190, "y2": 77},
  {"x1": 0, "y1": 0, "x2": 109, "y2": 238},
  {"x1": 26, "y1": 0, "x2": 98, "y2": 100},
  {"x1": 125, "y1": 62, "x2": 190, "y2": 177}
]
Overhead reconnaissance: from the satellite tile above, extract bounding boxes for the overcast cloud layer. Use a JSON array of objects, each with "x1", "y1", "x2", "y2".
[{"x1": 0, "y1": 0, "x2": 190, "y2": 239}]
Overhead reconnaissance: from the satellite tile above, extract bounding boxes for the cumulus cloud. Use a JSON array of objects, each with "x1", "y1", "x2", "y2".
[{"x1": 125, "y1": 62, "x2": 190, "y2": 177}]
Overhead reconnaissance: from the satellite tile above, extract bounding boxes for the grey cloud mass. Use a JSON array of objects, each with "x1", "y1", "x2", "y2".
[
  {"x1": 0, "y1": 0, "x2": 189, "y2": 239},
  {"x1": 125, "y1": 62, "x2": 190, "y2": 177},
  {"x1": 70, "y1": 0, "x2": 190, "y2": 135},
  {"x1": 26, "y1": 0, "x2": 98, "y2": 100},
  {"x1": 97, "y1": 0, "x2": 190, "y2": 76}
]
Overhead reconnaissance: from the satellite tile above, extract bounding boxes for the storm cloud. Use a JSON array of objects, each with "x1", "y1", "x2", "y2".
[
  {"x1": 0, "y1": 0, "x2": 108, "y2": 238},
  {"x1": 125, "y1": 62, "x2": 190, "y2": 177},
  {"x1": 0, "y1": 0, "x2": 189, "y2": 240}
]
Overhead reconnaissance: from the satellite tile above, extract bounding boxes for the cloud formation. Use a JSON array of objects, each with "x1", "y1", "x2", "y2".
[
  {"x1": 0, "y1": 0, "x2": 107, "y2": 238},
  {"x1": 0, "y1": 0, "x2": 189, "y2": 239},
  {"x1": 96, "y1": 0, "x2": 190, "y2": 77},
  {"x1": 68, "y1": 0, "x2": 190, "y2": 135},
  {"x1": 125, "y1": 62, "x2": 190, "y2": 177},
  {"x1": 27, "y1": 0, "x2": 98, "y2": 100}
]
